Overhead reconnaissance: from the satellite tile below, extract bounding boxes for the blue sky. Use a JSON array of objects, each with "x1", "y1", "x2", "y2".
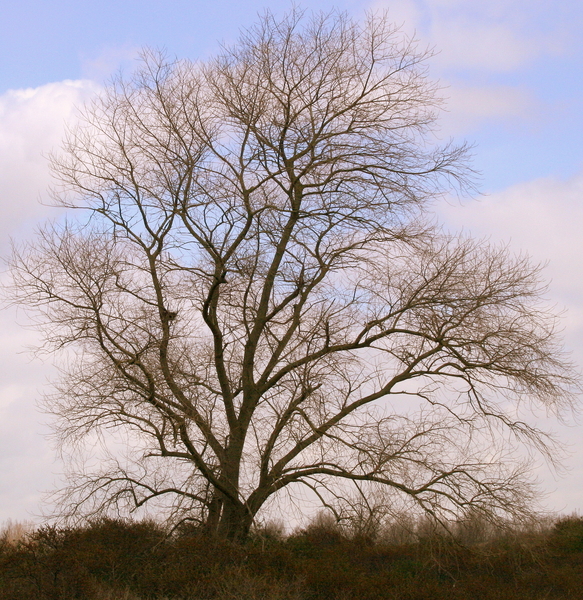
[{"x1": 1, "y1": 0, "x2": 582, "y2": 523}]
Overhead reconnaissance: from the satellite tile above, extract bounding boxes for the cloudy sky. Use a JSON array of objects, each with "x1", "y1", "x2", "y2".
[{"x1": 1, "y1": 0, "x2": 582, "y2": 523}]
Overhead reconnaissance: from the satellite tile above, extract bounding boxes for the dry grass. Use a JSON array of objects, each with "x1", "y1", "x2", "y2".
[
  {"x1": 0, "y1": 519, "x2": 35, "y2": 545},
  {"x1": 1, "y1": 514, "x2": 582, "y2": 599}
]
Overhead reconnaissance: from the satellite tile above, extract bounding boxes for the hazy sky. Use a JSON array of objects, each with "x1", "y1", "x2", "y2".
[{"x1": 1, "y1": 0, "x2": 582, "y2": 523}]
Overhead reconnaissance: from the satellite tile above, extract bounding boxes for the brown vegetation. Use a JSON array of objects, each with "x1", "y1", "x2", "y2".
[{"x1": 1, "y1": 514, "x2": 583, "y2": 599}]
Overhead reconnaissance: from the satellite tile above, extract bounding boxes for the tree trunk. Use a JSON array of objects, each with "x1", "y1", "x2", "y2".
[{"x1": 215, "y1": 500, "x2": 254, "y2": 542}]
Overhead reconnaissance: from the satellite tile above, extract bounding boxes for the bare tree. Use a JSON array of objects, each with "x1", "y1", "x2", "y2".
[{"x1": 10, "y1": 10, "x2": 579, "y2": 541}]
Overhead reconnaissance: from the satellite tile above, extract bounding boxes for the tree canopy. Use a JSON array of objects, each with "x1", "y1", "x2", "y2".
[{"x1": 10, "y1": 9, "x2": 579, "y2": 541}]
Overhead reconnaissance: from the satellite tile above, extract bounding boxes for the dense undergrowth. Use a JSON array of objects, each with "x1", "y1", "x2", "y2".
[{"x1": 1, "y1": 514, "x2": 583, "y2": 599}]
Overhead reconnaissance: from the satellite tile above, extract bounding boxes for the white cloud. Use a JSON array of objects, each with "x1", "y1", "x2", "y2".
[
  {"x1": 437, "y1": 172, "x2": 583, "y2": 302},
  {"x1": 0, "y1": 80, "x2": 100, "y2": 523},
  {"x1": 80, "y1": 44, "x2": 141, "y2": 83},
  {"x1": 0, "y1": 80, "x2": 99, "y2": 248},
  {"x1": 425, "y1": 0, "x2": 541, "y2": 72},
  {"x1": 436, "y1": 172, "x2": 583, "y2": 512},
  {"x1": 369, "y1": 0, "x2": 573, "y2": 135},
  {"x1": 0, "y1": 306, "x2": 58, "y2": 523},
  {"x1": 373, "y1": 0, "x2": 565, "y2": 73},
  {"x1": 438, "y1": 83, "x2": 537, "y2": 136}
]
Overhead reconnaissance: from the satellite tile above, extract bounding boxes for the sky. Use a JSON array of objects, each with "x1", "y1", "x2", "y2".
[{"x1": 0, "y1": 0, "x2": 582, "y2": 524}]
